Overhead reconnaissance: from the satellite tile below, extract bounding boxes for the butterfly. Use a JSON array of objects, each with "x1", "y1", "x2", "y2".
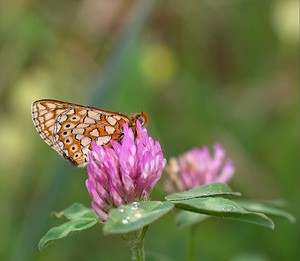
[{"x1": 31, "y1": 99, "x2": 148, "y2": 167}]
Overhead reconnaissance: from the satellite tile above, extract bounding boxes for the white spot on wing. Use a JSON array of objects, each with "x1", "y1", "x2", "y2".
[
  {"x1": 53, "y1": 134, "x2": 59, "y2": 142},
  {"x1": 81, "y1": 137, "x2": 91, "y2": 147},
  {"x1": 105, "y1": 126, "x2": 115, "y2": 134},
  {"x1": 37, "y1": 103, "x2": 46, "y2": 110},
  {"x1": 48, "y1": 125, "x2": 54, "y2": 133},
  {"x1": 88, "y1": 111, "x2": 101, "y2": 120},
  {"x1": 55, "y1": 109, "x2": 65, "y2": 115},
  {"x1": 75, "y1": 134, "x2": 84, "y2": 140},
  {"x1": 46, "y1": 103, "x2": 56, "y2": 109},
  {"x1": 107, "y1": 116, "x2": 117, "y2": 125},
  {"x1": 57, "y1": 114, "x2": 68, "y2": 122},
  {"x1": 54, "y1": 123, "x2": 61, "y2": 133},
  {"x1": 45, "y1": 112, "x2": 54, "y2": 121},
  {"x1": 66, "y1": 109, "x2": 75, "y2": 115},
  {"x1": 96, "y1": 136, "x2": 111, "y2": 145},
  {"x1": 72, "y1": 128, "x2": 84, "y2": 135},
  {"x1": 45, "y1": 119, "x2": 55, "y2": 127},
  {"x1": 58, "y1": 141, "x2": 64, "y2": 150},
  {"x1": 77, "y1": 123, "x2": 89, "y2": 128},
  {"x1": 84, "y1": 117, "x2": 96, "y2": 124},
  {"x1": 89, "y1": 129, "x2": 99, "y2": 136},
  {"x1": 38, "y1": 116, "x2": 45, "y2": 123},
  {"x1": 39, "y1": 110, "x2": 48, "y2": 116},
  {"x1": 82, "y1": 146, "x2": 90, "y2": 156}
]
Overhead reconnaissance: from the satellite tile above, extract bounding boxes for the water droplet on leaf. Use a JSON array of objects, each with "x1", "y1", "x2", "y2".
[
  {"x1": 131, "y1": 202, "x2": 139, "y2": 210},
  {"x1": 223, "y1": 206, "x2": 235, "y2": 212}
]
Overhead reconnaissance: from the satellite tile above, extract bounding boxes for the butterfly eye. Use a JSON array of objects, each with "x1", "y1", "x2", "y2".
[
  {"x1": 136, "y1": 115, "x2": 145, "y2": 125},
  {"x1": 138, "y1": 112, "x2": 148, "y2": 127}
]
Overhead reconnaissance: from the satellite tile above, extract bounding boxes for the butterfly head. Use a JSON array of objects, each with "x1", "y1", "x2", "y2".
[{"x1": 130, "y1": 111, "x2": 148, "y2": 128}]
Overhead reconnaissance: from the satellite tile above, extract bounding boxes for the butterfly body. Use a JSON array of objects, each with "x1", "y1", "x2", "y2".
[{"x1": 32, "y1": 99, "x2": 148, "y2": 167}]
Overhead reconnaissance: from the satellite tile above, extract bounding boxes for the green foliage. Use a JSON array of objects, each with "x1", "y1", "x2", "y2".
[
  {"x1": 103, "y1": 201, "x2": 173, "y2": 235},
  {"x1": 172, "y1": 197, "x2": 274, "y2": 229},
  {"x1": 233, "y1": 200, "x2": 295, "y2": 223},
  {"x1": 165, "y1": 182, "x2": 241, "y2": 201},
  {"x1": 52, "y1": 203, "x2": 98, "y2": 220},
  {"x1": 38, "y1": 218, "x2": 98, "y2": 251},
  {"x1": 38, "y1": 204, "x2": 98, "y2": 251},
  {"x1": 166, "y1": 183, "x2": 274, "y2": 229},
  {"x1": 38, "y1": 183, "x2": 295, "y2": 253}
]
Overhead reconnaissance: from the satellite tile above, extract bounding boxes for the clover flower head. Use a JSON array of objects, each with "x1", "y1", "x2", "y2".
[
  {"x1": 164, "y1": 144, "x2": 234, "y2": 193},
  {"x1": 86, "y1": 122, "x2": 166, "y2": 222}
]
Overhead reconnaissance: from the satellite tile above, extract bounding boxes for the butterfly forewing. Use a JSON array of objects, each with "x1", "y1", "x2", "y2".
[{"x1": 32, "y1": 99, "x2": 145, "y2": 167}]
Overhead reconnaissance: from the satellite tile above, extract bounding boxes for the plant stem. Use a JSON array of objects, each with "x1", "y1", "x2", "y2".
[{"x1": 128, "y1": 226, "x2": 148, "y2": 261}]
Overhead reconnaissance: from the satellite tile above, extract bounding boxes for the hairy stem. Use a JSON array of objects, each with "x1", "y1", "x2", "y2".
[{"x1": 127, "y1": 226, "x2": 148, "y2": 261}]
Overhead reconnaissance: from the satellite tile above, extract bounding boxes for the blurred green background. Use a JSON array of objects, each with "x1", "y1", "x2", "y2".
[{"x1": 0, "y1": 0, "x2": 298, "y2": 260}]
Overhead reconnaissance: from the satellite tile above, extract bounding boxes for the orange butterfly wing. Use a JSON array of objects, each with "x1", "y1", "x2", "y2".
[{"x1": 32, "y1": 99, "x2": 147, "y2": 167}]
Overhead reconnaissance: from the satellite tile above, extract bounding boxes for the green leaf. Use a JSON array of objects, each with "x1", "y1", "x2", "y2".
[
  {"x1": 39, "y1": 203, "x2": 99, "y2": 251},
  {"x1": 176, "y1": 211, "x2": 209, "y2": 228},
  {"x1": 165, "y1": 183, "x2": 241, "y2": 201},
  {"x1": 38, "y1": 218, "x2": 98, "y2": 251},
  {"x1": 234, "y1": 200, "x2": 295, "y2": 223},
  {"x1": 103, "y1": 201, "x2": 174, "y2": 235},
  {"x1": 173, "y1": 197, "x2": 274, "y2": 229},
  {"x1": 52, "y1": 203, "x2": 98, "y2": 220}
]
